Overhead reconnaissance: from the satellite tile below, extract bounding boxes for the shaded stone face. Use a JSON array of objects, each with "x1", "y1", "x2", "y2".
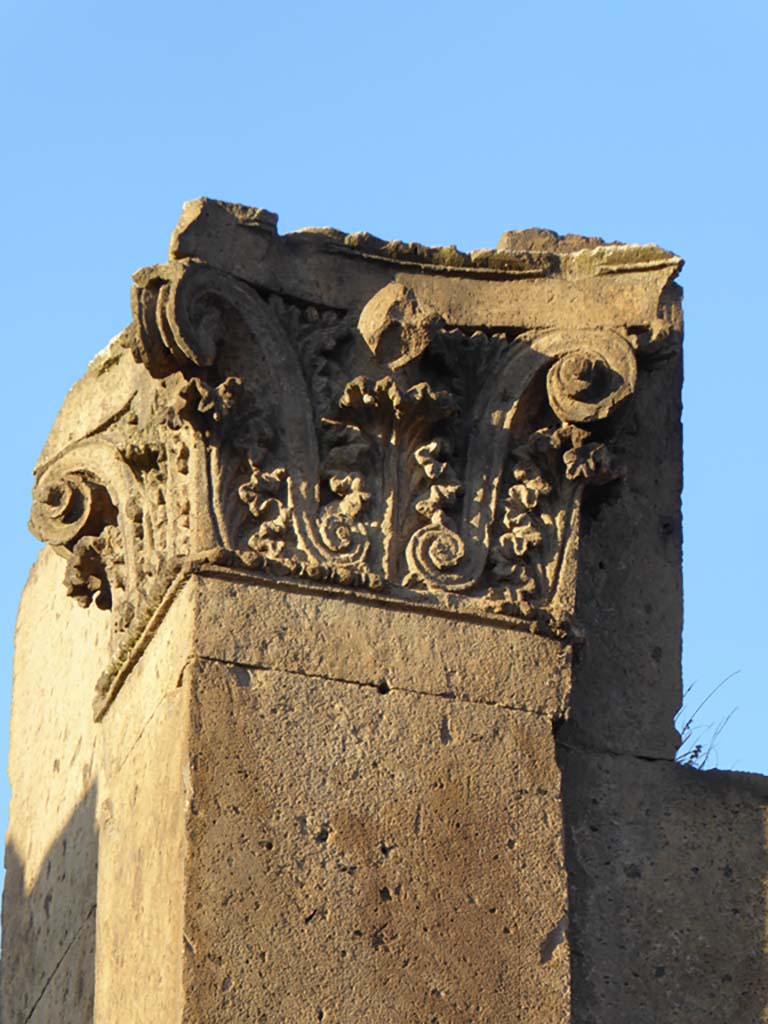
[{"x1": 10, "y1": 200, "x2": 761, "y2": 1024}]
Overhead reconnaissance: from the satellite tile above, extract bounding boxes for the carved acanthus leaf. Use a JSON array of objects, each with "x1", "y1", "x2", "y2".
[{"x1": 33, "y1": 262, "x2": 641, "y2": 651}]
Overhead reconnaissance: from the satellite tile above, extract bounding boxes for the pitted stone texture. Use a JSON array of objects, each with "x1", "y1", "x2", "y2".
[
  {"x1": 190, "y1": 571, "x2": 573, "y2": 715},
  {"x1": 564, "y1": 336, "x2": 683, "y2": 758},
  {"x1": 2, "y1": 550, "x2": 194, "y2": 1024},
  {"x1": 18, "y1": 912, "x2": 96, "y2": 1024},
  {"x1": 7, "y1": 199, "x2": 699, "y2": 1024},
  {"x1": 92, "y1": 590, "x2": 192, "y2": 1024},
  {"x1": 561, "y1": 747, "x2": 768, "y2": 1024},
  {"x1": 2, "y1": 548, "x2": 107, "y2": 1024},
  {"x1": 183, "y1": 659, "x2": 570, "y2": 1023}
]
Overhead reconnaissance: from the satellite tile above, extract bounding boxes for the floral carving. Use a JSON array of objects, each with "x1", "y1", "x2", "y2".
[
  {"x1": 169, "y1": 375, "x2": 242, "y2": 436},
  {"x1": 239, "y1": 464, "x2": 292, "y2": 559},
  {"x1": 404, "y1": 440, "x2": 464, "y2": 589},
  {"x1": 32, "y1": 261, "x2": 640, "y2": 660},
  {"x1": 489, "y1": 426, "x2": 622, "y2": 617},
  {"x1": 64, "y1": 526, "x2": 124, "y2": 611},
  {"x1": 563, "y1": 441, "x2": 614, "y2": 483},
  {"x1": 316, "y1": 474, "x2": 370, "y2": 558},
  {"x1": 323, "y1": 376, "x2": 457, "y2": 581}
]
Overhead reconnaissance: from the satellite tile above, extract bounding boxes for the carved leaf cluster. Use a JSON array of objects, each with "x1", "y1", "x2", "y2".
[{"x1": 32, "y1": 262, "x2": 637, "y2": 653}]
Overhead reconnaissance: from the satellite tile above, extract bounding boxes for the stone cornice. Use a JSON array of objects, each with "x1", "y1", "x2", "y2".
[
  {"x1": 172, "y1": 197, "x2": 683, "y2": 281},
  {"x1": 29, "y1": 199, "x2": 682, "y2": 718}
]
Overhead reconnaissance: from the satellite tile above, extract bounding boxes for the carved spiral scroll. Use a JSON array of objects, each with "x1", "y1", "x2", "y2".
[
  {"x1": 403, "y1": 329, "x2": 636, "y2": 596},
  {"x1": 29, "y1": 472, "x2": 117, "y2": 550},
  {"x1": 316, "y1": 510, "x2": 369, "y2": 563},
  {"x1": 405, "y1": 521, "x2": 467, "y2": 591},
  {"x1": 30, "y1": 466, "x2": 124, "y2": 612},
  {"x1": 134, "y1": 260, "x2": 373, "y2": 575},
  {"x1": 131, "y1": 261, "x2": 230, "y2": 377},
  {"x1": 31, "y1": 441, "x2": 146, "y2": 601},
  {"x1": 531, "y1": 328, "x2": 637, "y2": 424}
]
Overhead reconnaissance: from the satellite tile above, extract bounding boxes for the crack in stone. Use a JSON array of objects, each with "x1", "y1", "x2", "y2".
[
  {"x1": 22, "y1": 903, "x2": 96, "y2": 1024},
  {"x1": 555, "y1": 736, "x2": 674, "y2": 764},
  {"x1": 112, "y1": 688, "x2": 181, "y2": 777},
  {"x1": 193, "y1": 654, "x2": 554, "y2": 719}
]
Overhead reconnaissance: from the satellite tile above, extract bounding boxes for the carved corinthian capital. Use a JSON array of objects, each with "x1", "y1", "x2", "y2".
[{"x1": 30, "y1": 199, "x2": 682, "y2": 717}]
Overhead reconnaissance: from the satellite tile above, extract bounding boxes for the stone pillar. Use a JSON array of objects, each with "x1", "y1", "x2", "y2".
[{"x1": 4, "y1": 200, "x2": 765, "y2": 1023}]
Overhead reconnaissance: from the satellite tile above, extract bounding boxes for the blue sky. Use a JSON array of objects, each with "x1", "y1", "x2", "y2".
[{"x1": 1, "y1": 0, "x2": 766, "y2": 859}]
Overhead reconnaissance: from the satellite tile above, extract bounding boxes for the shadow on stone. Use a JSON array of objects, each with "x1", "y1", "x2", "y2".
[
  {"x1": 2, "y1": 782, "x2": 98, "y2": 1024},
  {"x1": 561, "y1": 750, "x2": 768, "y2": 1023}
]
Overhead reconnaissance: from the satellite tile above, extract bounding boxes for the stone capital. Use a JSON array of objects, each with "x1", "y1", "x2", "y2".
[{"x1": 29, "y1": 199, "x2": 682, "y2": 720}]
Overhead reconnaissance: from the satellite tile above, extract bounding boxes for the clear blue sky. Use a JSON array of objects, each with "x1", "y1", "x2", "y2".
[{"x1": 1, "y1": 0, "x2": 766, "y2": 861}]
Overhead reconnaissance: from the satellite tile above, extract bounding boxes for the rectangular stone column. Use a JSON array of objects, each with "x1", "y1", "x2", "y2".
[
  {"x1": 182, "y1": 575, "x2": 571, "y2": 1020},
  {"x1": 6, "y1": 557, "x2": 573, "y2": 1022},
  {"x1": 11, "y1": 200, "x2": 744, "y2": 1024}
]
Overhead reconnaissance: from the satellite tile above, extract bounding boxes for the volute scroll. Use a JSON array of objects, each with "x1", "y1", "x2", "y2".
[
  {"x1": 29, "y1": 226, "x2": 667, "y2": 719},
  {"x1": 531, "y1": 328, "x2": 637, "y2": 425}
]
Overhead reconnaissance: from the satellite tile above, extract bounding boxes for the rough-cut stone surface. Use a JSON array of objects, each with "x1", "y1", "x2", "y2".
[
  {"x1": 6, "y1": 198, "x2": 762, "y2": 1024},
  {"x1": 189, "y1": 571, "x2": 573, "y2": 715},
  {"x1": 2, "y1": 550, "x2": 194, "y2": 1023},
  {"x1": 561, "y1": 748, "x2": 768, "y2": 1023},
  {"x1": 184, "y1": 658, "x2": 569, "y2": 1022},
  {"x1": 2, "y1": 547, "x2": 106, "y2": 1024},
  {"x1": 565, "y1": 342, "x2": 684, "y2": 759},
  {"x1": 92, "y1": 587, "x2": 192, "y2": 1023}
]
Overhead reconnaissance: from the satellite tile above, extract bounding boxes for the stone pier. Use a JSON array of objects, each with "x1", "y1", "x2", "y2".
[{"x1": 3, "y1": 200, "x2": 766, "y2": 1022}]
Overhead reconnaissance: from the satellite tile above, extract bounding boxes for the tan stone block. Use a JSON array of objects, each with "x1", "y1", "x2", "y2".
[
  {"x1": 6, "y1": 198, "x2": 702, "y2": 1024},
  {"x1": 19, "y1": 911, "x2": 96, "y2": 1024},
  {"x1": 8, "y1": 548, "x2": 107, "y2": 880},
  {"x1": 561, "y1": 748, "x2": 768, "y2": 1023},
  {"x1": 93, "y1": 682, "x2": 187, "y2": 1024},
  {"x1": 2, "y1": 789, "x2": 98, "y2": 1024},
  {"x1": 183, "y1": 659, "x2": 570, "y2": 1023},
  {"x1": 92, "y1": 583, "x2": 197, "y2": 1022},
  {"x1": 191, "y1": 572, "x2": 572, "y2": 715},
  {"x1": 565, "y1": 342, "x2": 684, "y2": 758},
  {"x1": 3, "y1": 548, "x2": 107, "y2": 1023},
  {"x1": 3, "y1": 554, "x2": 194, "y2": 1022}
]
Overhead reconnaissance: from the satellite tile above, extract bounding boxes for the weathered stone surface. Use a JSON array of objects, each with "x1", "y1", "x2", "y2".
[
  {"x1": 18, "y1": 913, "x2": 96, "y2": 1024},
  {"x1": 92, "y1": 588, "x2": 192, "y2": 1023},
  {"x1": 565, "y1": 334, "x2": 684, "y2": 758},
  {"x1": 560, "y1": 748, "x2": 768, "y2": 1023},
  {"x1": 189, "y1": 571, "x2": 573, "y2": 714},
  {"x1": 9, "y1": 198, "x2": 758, "y2": 1024},
  {"x1": 3, "y1": 549, "x2": 193, "y2": 1023},
  {"x1": 184, "y1": 658, "x2": 569, "y2": 1022},
  {"x1": 2, "y1": 547, "x2": 105, "y2": 1024},
  {"x1": 27, "y1": 198, "x2": 682, "y2": 729}
]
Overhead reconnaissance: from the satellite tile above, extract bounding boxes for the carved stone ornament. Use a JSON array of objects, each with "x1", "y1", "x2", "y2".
[{"x1": 29, "y1": 199, "x2": 682, "y2": 717}]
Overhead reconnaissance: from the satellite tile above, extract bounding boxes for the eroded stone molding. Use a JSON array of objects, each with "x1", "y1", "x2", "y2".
[{"x1": 29, "y1": 200, "x2": 682, "y2": 717}]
